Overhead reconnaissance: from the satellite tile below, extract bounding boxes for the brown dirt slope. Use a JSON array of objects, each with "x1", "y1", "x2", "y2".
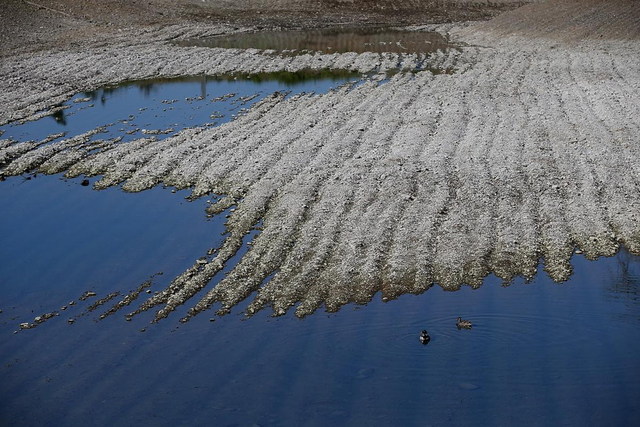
[{"x1": 462, "y1": 0, "x2": 640, "y2": 41}]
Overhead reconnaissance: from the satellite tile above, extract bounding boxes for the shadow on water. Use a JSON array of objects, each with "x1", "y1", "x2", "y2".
[
  {"x1": 606, "y1": 249, "x2": 640, "y2": 323},
  {"x1": 175, "y1": 26, "x2": 455, "y2": 54}
]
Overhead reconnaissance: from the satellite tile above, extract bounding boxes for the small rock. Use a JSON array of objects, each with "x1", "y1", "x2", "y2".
[
  {"x1": 81, "y1": 179, "x2": 90, "y2": 186},
  {"x1": 80, "y1": 291, "x2": 97, "y2": 300},
  {"x1": 67, "y1": 318, "x2": 75, "y2": 324}
]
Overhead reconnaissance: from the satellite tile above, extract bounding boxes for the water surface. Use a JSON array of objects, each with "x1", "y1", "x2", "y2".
[{"x1": 176, "y1": 27, "x2": 453, "y2": 54}]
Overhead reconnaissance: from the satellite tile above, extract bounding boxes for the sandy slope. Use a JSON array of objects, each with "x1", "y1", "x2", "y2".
[
  {"x1": 2, "y1": 0, "x2": 639, "y2": 321},
  {"x1": 461, "y1": 0, "x2": 640, "y2": 42}
]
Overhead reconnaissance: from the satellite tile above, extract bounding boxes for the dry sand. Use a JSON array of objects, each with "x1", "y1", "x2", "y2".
[{"x1": 2, "y1": 0, "x2": 639, "y2": 321}]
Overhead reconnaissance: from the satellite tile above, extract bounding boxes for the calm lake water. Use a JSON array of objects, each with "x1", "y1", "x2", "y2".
[
  {"x1": 1, "y1": 77, "x2": 640, "y2": 426},
  {"x1": 175, "y1": 27, "x2": 453, "y2": 54}
]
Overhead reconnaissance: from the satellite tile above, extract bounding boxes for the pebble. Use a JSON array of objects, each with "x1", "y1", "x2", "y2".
[{"x1": 80, "y1": 291, "x2": 97, "y2": 300}]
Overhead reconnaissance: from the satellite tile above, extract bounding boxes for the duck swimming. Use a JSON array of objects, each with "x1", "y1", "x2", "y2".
[
  {"x1": 457, "y1": 317, "x2": 473, "y2": 329},
  {"x1": 420, "y1": 330, "x2": 431, "y2": 344}
]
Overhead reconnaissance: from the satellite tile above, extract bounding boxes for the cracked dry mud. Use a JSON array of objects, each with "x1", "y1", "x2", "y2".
[{"x1": 2, "y1": 0, "x2": 640, "y2": 322}]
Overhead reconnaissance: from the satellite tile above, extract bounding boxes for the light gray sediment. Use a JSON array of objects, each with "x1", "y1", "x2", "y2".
[{"x1": 2, "y1": 9, "x2": 640, "y2": 321}]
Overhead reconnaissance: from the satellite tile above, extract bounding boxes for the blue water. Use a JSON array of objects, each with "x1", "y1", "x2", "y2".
[
  {"x1": 0, "y1": 73, "x2": 359, "y2": 144},
  {"x1": 1, "y1": 174, "x2": 639, "y2": 426}
]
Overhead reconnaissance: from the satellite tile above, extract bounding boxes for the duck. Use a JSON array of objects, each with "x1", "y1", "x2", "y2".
[
  {"x1": 420, "y1": 330, "x2": 431, "y2": 344},
  {"x1": 457, "y1": 317, "x2": 472, "y2": 329}
]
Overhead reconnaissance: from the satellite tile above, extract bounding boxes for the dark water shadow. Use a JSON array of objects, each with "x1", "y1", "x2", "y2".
[{"x1": 604, "y1": 248, "x2": 640, "y2": 323}]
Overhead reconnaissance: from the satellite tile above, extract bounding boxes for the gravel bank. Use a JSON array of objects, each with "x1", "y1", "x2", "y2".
[{"x1": 2, "y1": 0, "x2": 639, "y2": 321}]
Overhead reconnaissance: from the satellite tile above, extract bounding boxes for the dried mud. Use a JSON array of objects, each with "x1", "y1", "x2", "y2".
[{"x1": 2, "y1": 0, "x2": 640, "y2": 322}]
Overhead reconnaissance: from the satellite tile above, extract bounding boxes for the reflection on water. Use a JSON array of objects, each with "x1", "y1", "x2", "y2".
[
  {"x1": 607, "y1": 249, "x2": 640, "y2": 322},
  {"x1": 0, "y1": 175, "x2": 639, "y2": 426},
  {"x1": 0, "y1": 72, "x2": 360, "y2": 145},
  {"x1": 176, "y1": 27, "x2": 454, "y2": 54},
  {"x1": 611, "y1": 249, "x2": 640, "y2": 292}
]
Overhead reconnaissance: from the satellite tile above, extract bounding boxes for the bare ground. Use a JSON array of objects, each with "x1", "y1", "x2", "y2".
[
  {"x1": 2, "y1": 0, "x2": 640, "y2": 321},
  {"x1": 0, "y1": 0, "x2": 528, "y2": 56}
]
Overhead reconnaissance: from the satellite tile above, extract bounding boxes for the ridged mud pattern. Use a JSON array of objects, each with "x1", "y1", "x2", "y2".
[{"x1": 2, "y1": 1, "x2": 639, "y2": 321}]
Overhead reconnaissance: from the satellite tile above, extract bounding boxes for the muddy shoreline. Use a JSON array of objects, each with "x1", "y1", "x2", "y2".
[{"x1": 2, "y1": 0, "x2": 640, "y2": 320}]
